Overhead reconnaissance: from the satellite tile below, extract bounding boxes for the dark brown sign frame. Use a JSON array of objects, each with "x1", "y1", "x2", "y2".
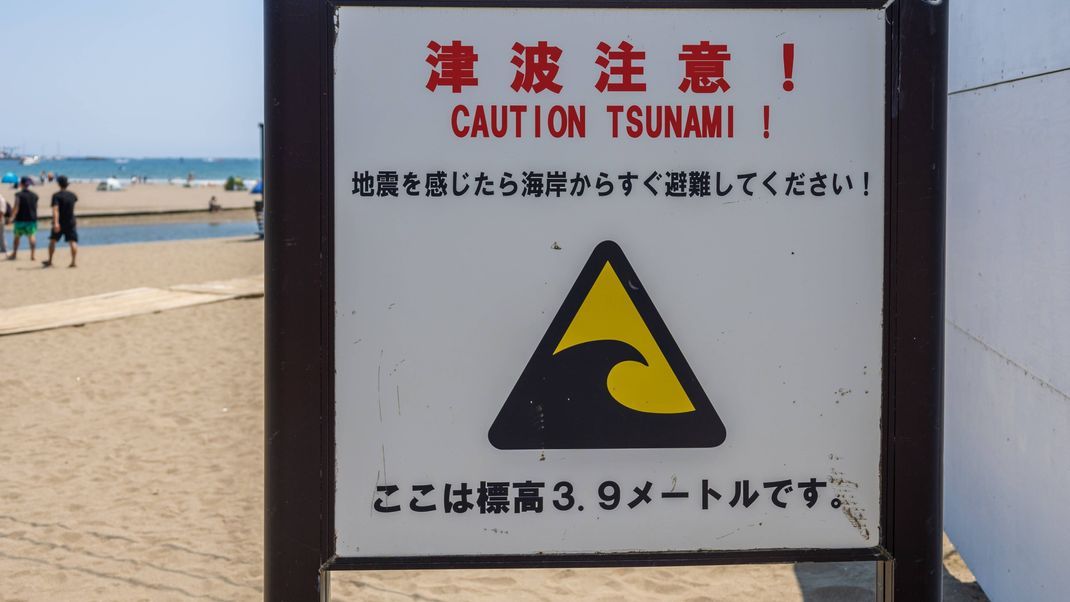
[{"x1": 264, "y1": 1, "x2": 947, "y2": 600}]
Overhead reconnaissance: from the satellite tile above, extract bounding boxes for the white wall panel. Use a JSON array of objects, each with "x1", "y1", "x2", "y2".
[
  {"x1": 944, "y1": 324, "x2": 1070, "y2": 602},
  {"x1": 945, "y1": 18, "x2": 1070, "y2": 602},
  {"x1": 946, "y1": 71, "x2": 1070, "y2": 394},
  {"x1": 949, "y1": 0, "x2": 1070, "y2": 93}
]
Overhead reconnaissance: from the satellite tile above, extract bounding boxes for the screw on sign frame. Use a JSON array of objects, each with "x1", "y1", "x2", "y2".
[{"x1": 263, "y1": 1, "x2": 946, "y2": 601}]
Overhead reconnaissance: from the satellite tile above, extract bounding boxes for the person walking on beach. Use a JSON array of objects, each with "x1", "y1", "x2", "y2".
[
  {"x1": 0, "y1": 191, "x2": 9, "y2": 254},
  {"x1": 8, "y1": 177, "x2": 38, "y2": 261},
  {"x1": 43, "y1": 175, "x2": 78, "y2": 268}
]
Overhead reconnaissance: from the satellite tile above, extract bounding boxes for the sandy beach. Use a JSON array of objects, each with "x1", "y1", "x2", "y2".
[
  {"x1": 0, "y1": 181, "x2": 257, "y2": 218},
  {"x1": 0, "y1": 236, "x2": 987, "y2": 600}
]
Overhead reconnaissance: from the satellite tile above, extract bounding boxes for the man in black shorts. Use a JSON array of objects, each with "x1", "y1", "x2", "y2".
[{"x1": 44, "y1": 175, "x2": 78, "y2": 268}]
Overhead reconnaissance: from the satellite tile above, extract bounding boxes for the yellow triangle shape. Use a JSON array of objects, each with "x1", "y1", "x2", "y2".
[{"x1": 553, "y1": 261, "x2": 695, "y2": 414}]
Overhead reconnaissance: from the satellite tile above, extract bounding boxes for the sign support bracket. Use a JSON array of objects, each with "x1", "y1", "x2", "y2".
[{"x1": 877, "y1": 559, "x2": 894, "y2": 602}]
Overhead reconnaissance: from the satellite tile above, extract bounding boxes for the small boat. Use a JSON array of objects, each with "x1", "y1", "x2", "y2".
[{"x1": 20, "y1": 155, "x2": 40, "y2": 166}]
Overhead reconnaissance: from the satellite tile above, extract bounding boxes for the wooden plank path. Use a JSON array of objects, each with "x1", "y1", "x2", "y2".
[{"x1": 0, "y1": 275, "x2": 264, "y2": 336}]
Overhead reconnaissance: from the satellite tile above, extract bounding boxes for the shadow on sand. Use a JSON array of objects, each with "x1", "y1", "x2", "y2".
[{"x1": 792, "y1": 561, "x2": 989, "y2": 601}]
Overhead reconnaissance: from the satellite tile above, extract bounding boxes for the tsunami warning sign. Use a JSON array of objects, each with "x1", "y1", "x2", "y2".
[
  {"x1": 490, "y1": 240, "x2": 727, "y2": 450},
  {"x1": 332, "y1": 4, "x2": 888, "y2": 559}
]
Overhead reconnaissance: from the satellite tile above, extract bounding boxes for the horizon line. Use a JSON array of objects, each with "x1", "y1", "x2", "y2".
[{"x1": 0, "y1": 155, "x2": 260, "y2": 161}]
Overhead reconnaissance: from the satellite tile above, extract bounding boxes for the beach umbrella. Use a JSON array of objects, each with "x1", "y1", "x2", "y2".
[
  {"x1": 250, "y1": 180, "x2": 263, "y2": 194},
  {"x1": 1, "y1": 172, "x2": 17, "y2": 184}
]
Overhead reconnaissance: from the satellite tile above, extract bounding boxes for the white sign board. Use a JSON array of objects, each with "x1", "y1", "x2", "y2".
[{"x1": 333, "y1": 5, "x2": 885, "y2": 558}]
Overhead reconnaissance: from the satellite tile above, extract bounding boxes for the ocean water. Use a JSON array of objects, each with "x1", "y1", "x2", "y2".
[
  {"x1": 4, "y1": 220, "x2": 262, "y2": 247},
  {"x1": 0, "y1": 157, "x2": 260, "y2": 185},
  {"x1": 79, "y1": 220, "x2": 261, "y2": 245}
]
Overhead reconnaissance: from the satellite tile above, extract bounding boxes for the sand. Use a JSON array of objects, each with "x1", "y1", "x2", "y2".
[
  {"x1": 0, "y1": 181, "x2": 257, "y2": 217},
  {"x1": 0, "y1": 237, "x2": 988, "y2": 600},
  {"x1": 0, "y1": 237, "x2": 263, "y2": 308},
  {"x1": 0, "y1": 238, "x2": 264, "y2": 600}
]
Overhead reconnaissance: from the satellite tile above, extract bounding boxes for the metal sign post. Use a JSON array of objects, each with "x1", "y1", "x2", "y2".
[{"x1": 265, "y1": 1, "x2": 946, "y2": 600}]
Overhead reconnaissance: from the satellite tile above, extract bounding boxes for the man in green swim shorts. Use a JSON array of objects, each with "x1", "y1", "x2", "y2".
[{"x1": 8, "y1": 176, "x2": 38, "y2": 261}]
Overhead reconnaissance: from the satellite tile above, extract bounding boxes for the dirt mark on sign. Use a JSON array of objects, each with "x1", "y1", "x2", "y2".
[{"x1": 830, "y1": 467, "x2": 869, "y2": 540}]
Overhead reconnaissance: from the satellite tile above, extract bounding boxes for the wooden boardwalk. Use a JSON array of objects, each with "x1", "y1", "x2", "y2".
[{"x1": 0, "y1": 275, "x2": 264, "y2": 336}]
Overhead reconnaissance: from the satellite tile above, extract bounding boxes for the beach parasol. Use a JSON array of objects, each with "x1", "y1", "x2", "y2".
[
  {"x1": 1, "y1": 172, "x2": 17, "y2": 184},
  {"x1": 250, "y1": 180, "x2": 263, "y2": 194}
]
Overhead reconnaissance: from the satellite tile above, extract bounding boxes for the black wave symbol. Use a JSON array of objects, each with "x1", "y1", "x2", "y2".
[{"x1": 489, "y1": 339, "x2": 723, "y2": 449}]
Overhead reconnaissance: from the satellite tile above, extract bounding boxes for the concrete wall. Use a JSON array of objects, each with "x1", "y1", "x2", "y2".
[{"x1": 944, "y1": 1, "x2": 1070, "y2": 601}]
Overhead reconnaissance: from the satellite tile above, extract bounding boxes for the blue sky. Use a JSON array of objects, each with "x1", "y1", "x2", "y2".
[{"x1": 1, "y1": 1, "x2": 263, "y2": 158}]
